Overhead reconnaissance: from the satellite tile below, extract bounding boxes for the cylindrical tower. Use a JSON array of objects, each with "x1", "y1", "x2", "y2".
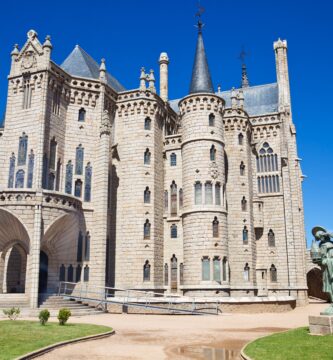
[{"x1": 159, "y1": 52, "x2": 169, "y2": 102}]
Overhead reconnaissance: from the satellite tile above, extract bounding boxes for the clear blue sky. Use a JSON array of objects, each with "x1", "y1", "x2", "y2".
[{"x1": 0, "y1": 0, "x2": 332, "y2": 247}]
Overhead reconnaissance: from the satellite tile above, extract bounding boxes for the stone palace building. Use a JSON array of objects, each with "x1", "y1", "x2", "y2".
[{"x1": 0, "y1": 24, "x2": 308, "y2": 309}]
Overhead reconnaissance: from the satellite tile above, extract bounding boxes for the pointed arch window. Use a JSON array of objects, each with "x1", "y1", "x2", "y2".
[
  {"x1": 240, "y1": 161, "x2": 245, "y2": 176},
  {"x1": 84, "y1": 265, "x2": 89, "y2": 281},
  {"x1": 268, "y1": 229, "x2": 275, "y2": 247},
  {"x1": 65, "y1": 160, "x2": 73, "y2": 194},
  {"x1": 194, "y1": 182, "x2": 202, "y2": 205},
  {"x1": 144, "y1": 186, "x2": 151, "y2": 204},
  {"x1": 144, "y1": 117, "x2": 151, "y2": 130},
  {"x1": 49, "y1": 138, "x2": 57, "y2": 170},
  {"x1": 179, "y1": 188, "x2": 183, "y2": 209},
  {"x1": 67, "y1": 264, "x2": 74, "y2": 282},
  {"x1": 27, "y1": 150, "x2": 34, "y2": 188},
  {"x1": 18, "y1": 133, "x2": 28, "y2": 166},
  {"x1": 222, "y1": 257, "x2": 227, "y2": 282},
  {"x1": 164, "y1": 263, "x2": 169, "y2": 285},
  {"x1": 209, "y1": 113, "x2": 215, "y2": 126},
  {"x1": 85, "y1": 232, "x2": 90, "y2": 261},
  {"x1": 213, "y1": 256, "x2": 221, "y2": 282},
  {"x1": 8, "y1": 153, "x2": 15, "y2": 188},
  {"x1": 15, "y1": 170, "x2": 25, "y2": 188},
  {"x1": 270, "y1": 264, "x2": 277, "y2": 282},
  {"x1": 144, "y1": 219, "x2": 151, "y2": 239},
  {"x1": 143, "y1": 260, "x2": 151, "y2": 281},
  {"x1": 144, "y1": 148, "x2": 151, "y2": 165},
  {"x1": 202, "y1": 257, "x2": 210, "y2": 281},
  {"x1": 180, "y1": 263, "x2": 184, "y2": 285},
  {"x1": 170, "y1": 181, "x2": 177, "y2": 216},
  {"x1": 59, "y1": 264, "x2": 66, "y2": 281},
  {"x1": 74, "y1": 179, "x2": 83, "y2": 198},
  {"x1": 84, "y1": 163, "x2": 92, "y2": 202},
  {"x1": 75, "y1": 144, "x2": 84, "y2": 175},
  {"x1": 205, "y1": 182, "x2": 213, "y2": 204},
  {"x1": 171, "y1": 224, "x2": 177, "y2": 238},
  {"x1": 78, "y1": 107, "x2": 86, "y2": 122},
  {"x1": 215, "y1": 183, "x2": 221, "y2": 205},
  {"x1": 210, "y1": 145, "x2": 216, "y2": 161},
  {"x1": 241, "y1": 196, "x2": 247, "y2": 211},
  {"x1": 170, "y1": 153, "x2": 177, "y2": 166},
  {"x1": 48, "y1": 173, "x2": 55, "y2": 190},
  {"x1": 77, "y1": 232, "x2": 83, "y2": 262},
  {"x1": 238, "y1": 133, "x2": 244, "y2": 145},
  {"x1": 76, "y1": 264, "x2": 82, "y2": 282},
  {"x1": 22, "y1": 82, "x2": 32, "y2": 109},
  {"x1": 243, "y1": 226, "x2": 249, "y2": 245},
  {"x1": 243, "y1": 263, "x2": 250, "y2": 281},
  {"x1": 212, "y1": 217, "x2": 219, "y2": 238}
]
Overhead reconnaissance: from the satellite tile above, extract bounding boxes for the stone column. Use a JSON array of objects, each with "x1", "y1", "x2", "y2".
[{"x1": 159, "y1": 53, "x2": 169, "y2": 102}]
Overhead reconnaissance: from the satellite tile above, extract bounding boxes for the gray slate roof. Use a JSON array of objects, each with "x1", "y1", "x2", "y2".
[
  {"x1": 169, "y1": 83, "x2": 279, "y2": 116},
  {"x1": 61, "y1": 45, "x2": 125, "y2": 92}
]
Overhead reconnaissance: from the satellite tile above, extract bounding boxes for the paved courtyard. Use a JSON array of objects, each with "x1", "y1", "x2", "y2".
[{"x1": 36, "y1": 302, "x2": 327, "y2": 360}]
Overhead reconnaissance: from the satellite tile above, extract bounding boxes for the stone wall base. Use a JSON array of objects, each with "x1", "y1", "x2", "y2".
[{"x1": 309, "y1": 315, "x2": 333, "y2": 335}]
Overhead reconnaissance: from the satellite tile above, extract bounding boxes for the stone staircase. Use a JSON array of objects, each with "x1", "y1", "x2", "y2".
[{"x1": 38, "y1": 294, "x2": 104, "y2": 316}]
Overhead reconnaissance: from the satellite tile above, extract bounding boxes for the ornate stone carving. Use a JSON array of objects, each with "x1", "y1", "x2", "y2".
[
  {"x1": 209, "y1": 162, "x2": 219, "y2": 179},
  {"x1": 100, "y1": 110, "x2": 111, "y2": 136},
  {"x1": 21, "y1": 51, "x2": 36, "y2": 70}
]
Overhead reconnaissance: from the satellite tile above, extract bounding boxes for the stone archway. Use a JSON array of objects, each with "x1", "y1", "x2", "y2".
[
  {"x1": 307, "y1": 267, "x2": 329, "y2": 301},
  {"x1": 5, "y1": 244, "x2": 27, "y2": 293}
]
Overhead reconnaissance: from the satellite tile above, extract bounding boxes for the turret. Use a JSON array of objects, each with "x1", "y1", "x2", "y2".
[
  {"x1": 274, "y1": 39, "x2": 290, "y2": 109},
  {"x1": 159, "y1": 52, "x2": 169, "y2": 101}
]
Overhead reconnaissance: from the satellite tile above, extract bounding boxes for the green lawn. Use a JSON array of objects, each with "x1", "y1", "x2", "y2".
[
  {"x1": 0, "y1": 320, "x2": 112, "y2": 360},
  {"x1": 244, "y1": 327, "x2": 333, "y2": 360}
]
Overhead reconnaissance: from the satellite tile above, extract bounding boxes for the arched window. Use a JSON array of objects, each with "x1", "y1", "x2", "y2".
[
  {"x1": 48, "y1": 173, "x2": 55, "y2": 190},
  {"x1": 202, "y1": 257, "x2": 210, "y2": 281},
  {"x1": 85, "y1": 232, "x2": 90, "y2": 261},
  {"x1": 194, "y1": 182, "x2": 202, "y2": 205},
  {"x1": 268, "y1": 229, "x2": 275, "y2": 247},
  {"x1": 180, "y1": 263, "x2": 184, "y2": 285},
  {"x1": 18, "y1": 133, "x2": 28, "y2": 166},
  {"x1": 144, "y1": 117, "x2": 151, "y2": 130},
  {"x1": 213, "y1": 256, "x2": 221, "y2": 282},
  {"x1": 15, "y1": 170, "x2": 25, "y2": 188},
  {"x1": 270, "y1": 264, "x2": 277, "y2": 282},
  {"x1": 42, "y1": 154, "x2": 48, "y2": 189},
  {"x1": 144, "y1": 219, "x2": 151, "y2": 239},
  {"x1": 83, "y1": 265, "x2": 89, "y2": 282},
  {"x1": 59, "y1": 264, "x2": 66, "y2": 281},
  {"x1": 170, "y1": 153, "x2": 177, "y2": 166},
  {"x1": 27, "y1": 150, "x2": 34, "y2": 188},
  {"x1": 240, "y1": 161, "x2": 245, "y2": 176},
  {"x1": 179, "y1": 188, "x2": 183, "y2": 209},
  {"x1": 164, "y1": 263, "x2": 168, "y2": 285},
  {"x1": 170, "y1": 181, "x2": 177, "y2": 216},
  {"x1": 75, "y1": 144, "x2": 84, "y2": 175},
  {"x1": 77, "y1": 232, "x2": 83, "y2": 262},
  {"x1": 222, "y1": 257, "x2": 227, "y2": 281},
  {"x1": 65, "y1": 160, "x2": 73, "y2": 194},
  {"x1": 164, "y1": 190, "x2": 168, "y2": 212},
  {"x1": 67, "y1": 264, "x2": 74, "y2": 282},
  {"x1": 143, "y1": 260, "x2": 150, "y2": 281},
  {"x1": 78, "y1": 107, "x2": 86, "y2": 122},
  {"x1": 243, "y1": 263, "x2": 250, "y2": 281},
  {"x1": 215, "y1": 183, "x2": 221, "y2": 205},
  {"x1": 257, "y1": 142, "x2": 279, "y2": 174},
  {"x1": 241, "y1": 196, "x2": 247, "y2": 211},
  {"x1": 210, "y1": 145, "x2": 216, "y2": 161},
  {"x1": 205, "y1": 182, "x2": 213, "y2": 204},
  {"x1": 76, "y1": 264, "x2": 82, "y2": 282},
  {"x1": 238, "y1": 133, "x2": 244, "y2": 145},
  {"x1": 144, "y1": 186, "x2": 151, "y2": 203},
  {"x1": 212, "y1": 217, "x2": 219, "y2": 238},
  {"x1": 209, "y1": 113, "x2": 215, "y2": 126},
  {"x1": 170, "y1": 224, "x2": 177, "y2": 238},
  {"x1": 243, "y1": 226, "x2": 248, "y2": 245},
  {"x1": 74, "y1": 179, "x2": 83, "y2": 198},
  {"x1": 8, "y1": 153, "x2": 16, "y2": 188},
  {"x1": 49, "y1": 138, "x2": 57, "y2": 170},
  {"x1": 144, "y1": 148, "x2": 151, "y2": 165},
  {"x1": 84, "y1": 163, "x2": 92, "y2": 202}
]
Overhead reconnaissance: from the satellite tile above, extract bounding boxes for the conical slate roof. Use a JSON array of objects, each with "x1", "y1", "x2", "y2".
[
  {"x1": 189, "y1": 28, "x2": 214, "y2": 94},
  {"x1": 61, "y1": 45, "x2": 125, "y2": 92}
]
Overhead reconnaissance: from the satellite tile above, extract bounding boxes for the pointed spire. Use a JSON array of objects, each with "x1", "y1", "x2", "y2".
[
  {"x1": 11, "y1": 44, "x2": 19, "y2": 57},
  {"x1": 99, "y1": 58, "x2": 107, "y2": 82},
  {"x1": 241, "y1": 63, "x2": 250, "y2": 88},
  {"x1": 189, "y1": 21, "x2": 214, "y2": 94},
  {"x1": 43, "y1": 35, "x2": 52, "y2": 49}
]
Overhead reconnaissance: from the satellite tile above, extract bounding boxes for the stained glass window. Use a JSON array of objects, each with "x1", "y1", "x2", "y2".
[
  {"x1": 18, "y1": 133, "x2": 28, "y2": 166},
  {"x1": 65, "y1": 161, "x2": 73, "y2": 194},
  {"x1": 85, "y1": 232, "x2": 90, "y2": 261},
  {"x1": 78, "y1": 108, "x2": 86, "y2": 122},
  {"x1": 84, "y1": 163, "x2": 92, "y2": 202},
  {"x1": 76, "y1": 264, "x2": 82, "y2": 282},
  {"x1": 27, "y1": 150, "x2": 34, "y2": 188},
  {"x1": 75, "y1": 144, "x2": 84, "y2": 175},
  {"x1": 77, "y1": 232, "x2": 83, "y2": 262},
  {"x1": 15, "y1": 170, "x2": 25, "y2": 188},
  {"x1": 8, "y1": 153, "x2": 15, "y2": 188},
  {"x1": 170, "y1": 153, "x2": 177, "y2": 166},
  {"x1": 74, "y1": 179, "x2": 82, "y2": 198}
]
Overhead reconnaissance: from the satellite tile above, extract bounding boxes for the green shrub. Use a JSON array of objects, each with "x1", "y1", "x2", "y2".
[
  {"x1": 57, "y1": 308, "x2": 71, "y2": 325},
  {"x1": 3, "y1": 307, "x2": 20, "y2": 320},
  {"x1": 39, "y1": 309, "x2": 50, "y2": 325}
]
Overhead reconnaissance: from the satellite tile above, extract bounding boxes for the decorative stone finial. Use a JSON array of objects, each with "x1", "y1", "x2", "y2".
[
  {"x1": 139, "y1": 67, "x2": 146, "y2": 91},
  {"x1": 231, "y1": 87, "x2": 237, "y2": 109},
  {"x1": 148, "y1": 69, "x2": 156, "y2": 93},
  {"x1": 274, "y1": 38, "x2": 287, "y2": 50},
  {"x1": 11, "y1": 44, "x2": 19, "y2": 57},
  {"x1": 27, "y1": 29, "x2": 38, "y2": 40},
  {"x1": 100, "y1": 110, "x2": 111, "y2": 136},
  {"x1": 238, "y1": 90, "x2": 245, "y2": 109},
  {"x1": 217, "y1": 84, "x2": 221, "y2": 94},
  {"x1": 99, "y1": 58, "x2": 107, "y2": 82},
  {"x1": 43, "y1": 35, "x2": 52, "y2": 49},
  {"x1": 159, "y1": 52, "x2": 169, "y2": 64}
]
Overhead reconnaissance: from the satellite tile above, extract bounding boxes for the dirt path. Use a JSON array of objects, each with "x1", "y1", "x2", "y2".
[{"x1": 37, "y1": 303, "x2": 326, "y2": 360}]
